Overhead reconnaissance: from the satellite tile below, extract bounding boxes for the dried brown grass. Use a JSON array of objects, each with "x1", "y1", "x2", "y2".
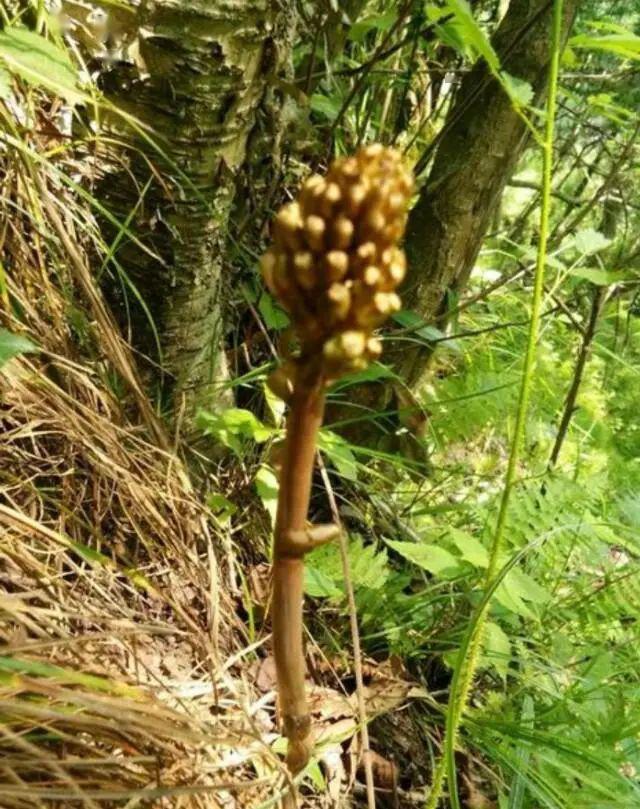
[{"x1": 0, "y1": 100, "x2": 285, "y2": 808}]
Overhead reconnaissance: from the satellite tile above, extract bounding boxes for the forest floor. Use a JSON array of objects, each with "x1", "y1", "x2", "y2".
[{"x1": 0, "y1": 113, "x2": 431, "y2": 808}]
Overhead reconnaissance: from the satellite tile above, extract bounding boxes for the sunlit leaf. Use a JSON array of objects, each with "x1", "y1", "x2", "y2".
[
  {"x1": 386, "y1": 539, "x2": 460, "y2": 577},
  {"x1": 258, "y1": 292, "x2": 289, "y2": 330},
  {"x1": 0, "y1": 328, "x2": 37, "y2": 368},
  {"x1": 197, "y1": 408, "x2": 275, "y2": 456},
  {"x1": 447, "y1": 527, "x2": 489, "y2": 568},
  {"x1": 207, "y1": 493, "x2": 238, "y2": 525},
  {"x1": 427, "y1": 0, "x2": 499, "y2": 69},
  {"x1": 482, "y1": 621, "x2": 511, "y2": 677},
  {"x1": 306, "y1": 534, "x2": 389, "y2": 599},
  {"x1": 310, "y1": 93, "x2": 341, "y2": 121},
  {"x1": 0, "y1": 65, "x2": 10, "y2": 98},
  {"x1": 501, "y1": 71, "x2": 534, "y2": 108},
  {"x1": 569, "y1": 267, "x2": 619, "y2": 285},
  {"x1": 570, "y1": 31, "x2": 640, "y2": 61},
  {"x1": 305, "y1": 564, "x2": 343, "y2": 599},
  {"x1": 319, "y1": 430, "x2": 358, "y2": 481},
  {"x1": 0, "y1": 27, "x2": 83, "y2": 103},
  {"x1": 255, "y1": 464, "x2": 279, "y2": 526},
  {"x1": 574, "y1": 228, "x2": 612, "y2": 255},
  {"x1": 348, "y1": 12, "x2": 397, "y2": 43}
]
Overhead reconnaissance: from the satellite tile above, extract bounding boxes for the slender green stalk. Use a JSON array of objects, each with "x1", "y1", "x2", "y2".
[{"x1": 425, "y1": 3, "x2": 565, "y2": 807}]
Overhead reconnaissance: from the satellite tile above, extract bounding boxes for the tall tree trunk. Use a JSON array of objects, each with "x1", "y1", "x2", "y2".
[
  {"x1": 399, "y1": 0, "x2": 579, "y2": 385},
  {"x1": 98, "y1": 1, "x2": 294, "y2": 413}
]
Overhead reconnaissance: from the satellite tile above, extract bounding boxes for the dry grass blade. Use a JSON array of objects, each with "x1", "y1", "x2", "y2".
[{"x1": 0, "y1": 86, "x2": 279, "y2": 807}]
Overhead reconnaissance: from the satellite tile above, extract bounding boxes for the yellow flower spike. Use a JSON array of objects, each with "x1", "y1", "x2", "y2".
[
  {"x1": 260, "y1": 144, "x2": 413, "y2": 379},
  {"x1": 261, "y1": 146, "x2": 413, "y2": 788}
]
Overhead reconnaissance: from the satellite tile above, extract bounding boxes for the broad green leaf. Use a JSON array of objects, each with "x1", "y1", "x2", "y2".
[
  {"x1": 319, "y1": 430, "x2": 358, "y2": 481},
  {"x1": 0, "y1": 27, "x2": 83, "y2": 103},
  {"x1": 310, "y1": 93, "x2": 341, "y2": 121},
  {"x1": 347, "y1": 536, "x2": 389, "y2": 590},
  {"x1": 394, "y1": 309, "x2": 446, "y2": 341},
  {"x1": 258, "y1": 292, "x2": 289, "y2": 330},
  {"x1": 0, "y1": 656, "x2": 140, "y2": 697},
  {"x1": 386, "y1": 539, "x2": 460, "y2": 577},
  {"x1": 568, "y1": 267, "x2": 618, "y2": 286},
  {"x1": 501, "y1": 71, "x2": 534, "y2": 108},
  {"x1": 305, "y1": 564, "x2": 343, "y2": 599},
  {"x1": 505, "y1": 568, "x2": 550, "y2": 604},
  {"x1": 587, "y1": 20, "x2": 639, "y2": 35},
  {"x1": 574, "y1": 228, "x2": 612, "y2": 255},
  {"x1": 482, "y1": 621, "x2": 511, "y2": 677},
  {"x1": 494, "y1": 577, "x2": 536, "y2": 618},
  {"x1": 207, "y1": 493, "x2": 238, "y2": 525},
  {"x1": 448, "y1": 527, "x2": 489, "y2": 568},
  {"x1": 428, "y1": 0, "x2": 499, "y2": 70},
  {"x1": 0, "y1": 328, "x2": 37, "y2": 368},
  {"x1": 428, "y1": 1, "x2": 536, "y2": 120},
  {"x1": 217, "y1": 408, "x2": 274, "y2": 441},
  {"x1": 263, "y1": 379, "x2": 286, "y2": 424},
  {"x1": 307, "y1": 760, "x2": 326, "y2": 790},
  {"x1": 197, "y1": 408, "x2": 275, "y2": 456},
  {"x1": 348, "y1": 12, "x2": 398, "y2": 43},
  {"x1": 255, "y1": 464, "x2": 279, "y2": 527},
  {"x1": 306, "y1": 534, "x2": 389, "y2": 599},
  {"x1": 0, "y1": 65, "x2": 10, "y2": 98},
  {"x1": 562, "y1": 45, "x2": 578, "y2": 68},
  {"x1": 570, "y1": 31, "x2": 640, "y2": 61},
  {"x1": 241, "y1": 280, "x2": 258, "y2": 305},
  {"x1": 329, "y1": 361, "x2": 395, "y2": 392}
]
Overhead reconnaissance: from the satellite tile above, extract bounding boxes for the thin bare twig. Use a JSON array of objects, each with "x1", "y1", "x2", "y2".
[{"x1": 317, "y1": 455, "x2": 376, "y2": 809}]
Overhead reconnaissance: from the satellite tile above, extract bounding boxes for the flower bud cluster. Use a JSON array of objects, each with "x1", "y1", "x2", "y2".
[{"x1": 260, "y1": 144, "x2": 412, "y2": 379}]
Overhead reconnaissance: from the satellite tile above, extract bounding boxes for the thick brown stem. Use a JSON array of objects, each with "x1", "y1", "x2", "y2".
[{"x1": 272, "y1": 364, "x2": 326, "y2": 774}]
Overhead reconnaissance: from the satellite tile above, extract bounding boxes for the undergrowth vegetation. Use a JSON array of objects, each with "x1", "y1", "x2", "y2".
[{"x1": 1, "y1": 0, "x2": 640, "y2": 807}]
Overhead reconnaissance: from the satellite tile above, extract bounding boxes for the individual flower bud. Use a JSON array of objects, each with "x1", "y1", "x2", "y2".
[
  {"x1": 327, "y1": 282, "x2": 351, "y2": 321},
  {"x1": 383, "y1": 218, "x2": 406, "y2": 244},
  {"x1": 271, "y1": 253, "x2": 293, "y2": 298},
  {"x1": 363, "y1": 266, "x2": 382, "y2": 286},
  {"x1": 332, "y1": 216, "x2": 354, "y2": 249},
  {"x1": 325, "y1": 250, "x2": 349, "y2": 282},
  {"x1": 274, "y1": 202, "x2": 303, "y2": 251},
  {"x1": 398, "y1": 168, "x2": 413, "y2": 193},
  {"x1": 304, "y1": 215, "x2": 326, "y2": 251},
  {"x1": 362, "y1": 207, "x2": 386, "y2": 239},
  {"x1": 347, "y1": 183, "x2": 368, "y2": 216},
  {"x1": 389, "y1": 260, "x2": 406, "y2": 286},
  {"x1": 260, "y1": 250, "x2": 277, "y2": 294},
  {"x1": 373, "y1": 291, "x2": 393, "y2": 316},
  {"x1": 300, "y1": 175, "x2": 326, "y2": 212},
  {"x1": 367, "y1": 337, "x2": 383, "y2": 359},
  {"x1": 339, "y1": 157, "x2": 359, "y2": 178},
  {"x1": 387, "y1": 192, "x2": 406, "y2": 215},
  {"x1": 363, "y1": 143, "x2": 385, "y2": 159},
  {"x1": 292, "y1": 251, "x2": 315, "y2": 290},
  {"x1": 386, "y1": 292, "x2": 402, "y2": 313},
  {"x1": 340, "y1": 330, "x2": 367, "y2": 359},
  {"x1": 320, "y1": 182, "x2": 342, "y2": 217},
  {"x1": 355, "y1": 242, "x2": 377, "y2": 267}
]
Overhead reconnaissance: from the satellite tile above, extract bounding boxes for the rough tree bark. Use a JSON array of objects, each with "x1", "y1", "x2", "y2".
[
  {"x1": 399, "y1": 0, "x2": 579, "y2": 386},
  {"x1": 97, "y1": 0, "x2": 294, "y2": 412}
]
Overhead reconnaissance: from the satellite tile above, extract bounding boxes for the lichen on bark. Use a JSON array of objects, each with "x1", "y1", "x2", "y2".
[{"x1": 97, "y1": 0, "x2": 294, "y2": 415}]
